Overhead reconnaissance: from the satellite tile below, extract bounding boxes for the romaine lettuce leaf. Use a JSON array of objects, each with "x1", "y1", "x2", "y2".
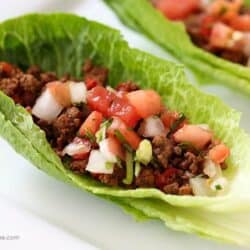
[
  {"x1": 1, "y1": 14, "x2": 250, "y2": 211},
  {"x1": 104, "y1": 0, "x2": 250, "y2": 96},
  {"x1": 1, "y1": 13, "x2": 250, "y2": 245}
]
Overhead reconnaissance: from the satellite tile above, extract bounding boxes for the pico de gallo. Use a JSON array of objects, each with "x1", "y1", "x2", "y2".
[
  {"x1": 0, "y1": 60, "x2": 230, "y2": 196},
  {"x1": 151, "y1": 0, "x2": 250, "y2": 66}
]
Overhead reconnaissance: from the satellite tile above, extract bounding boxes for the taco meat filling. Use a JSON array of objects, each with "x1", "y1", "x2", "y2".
[
  {"x1": 0, "y1": 61, "x2": 230, "y2": 196},
  {"x1": 151, "y1": 0, "x2": 250, "y2": 66}
]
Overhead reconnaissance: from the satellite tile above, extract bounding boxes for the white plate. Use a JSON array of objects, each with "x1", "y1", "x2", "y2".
[{"x1": 0, "y1": 1, "x2": 249, "y2": 250}]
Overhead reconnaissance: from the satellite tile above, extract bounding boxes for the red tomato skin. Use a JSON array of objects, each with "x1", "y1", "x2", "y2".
[
  {"x1": 230, "y1": 14, "x2": 250, "y2": 31},
  {"x1": 209, "y1": 22, "x2": 233, "y2": 48},
  {"x1": 107, "y1": 117, "x2": 141, "y2": 150},
  {"x1": 79, "y1": 111, "x2": 103, "y2": 136},
  {"x1": 208, "y1": 0, "x2": 243, "y2": 22},
  {"x1": 208, "y1": 143, "x2": 230, "y2": 164},
  {"x1": 85, "y1": 78, "x2": 97, "y2": 90},
  {"x1": 87, "y1": 86, "x2": 115, "y2": 116},
  {"x1": 72, "y1": 152, "x2": 90, "y2": 160},
  {"x1": 71, "y1": 138, "x2": 92, "y2": 160},
  {"x1": 199, "y1": 15, "x2": 217, "y2": 38},
  {"x1": 107, "y1": 136, "x2": 125, "y2": 160},
  {"x1": 108, "y1": 95, "x2": 141, "y2": 128},
  {"x1": 127, "y1": 90, "x2": 162, "y2": 119},
  {"x1": 160, "y1": 110, "x2": 179, "y2": 129},
  {"x1": 173, "y1": 125, "x2": 213, "y2": 149},
  {"x1": 155, "y1": 0, "x2": 200, "y2": 20}
]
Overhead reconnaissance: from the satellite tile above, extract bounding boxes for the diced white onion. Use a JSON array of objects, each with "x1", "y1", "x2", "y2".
[
  {"x1": 86, "y1": 150, "x2": 114, "y2": 174},
  {"x1": 140, "y1": 116, "x2": 165, "y2": 138},
  {"x1": 99, "y1": 139, "x2": 117, "y2": 163},
  {"x1": 200, "y1": 0, "x2": 210, "y2": 7},
  {"x1": 203, "y1": 158, "x2": 222, "y2": 178},
  {"x1": 210, "y1": 177, "x2": 228, "y2": 192},
  {"x1": 62, "y1": 140, "x2": 90, "y2": 156},
  {"x1": 69, "y1": 81, "x2": 87, "y2": 104},
  {"x1": 106, "y1": 86, "x2": 116, "y2": 93},
  {"x1": 190, "y1": 177, "x2": 212, "y2": 196},
  {"x1": 32, "y1": 88, "x2": 63, "y2": 122}
]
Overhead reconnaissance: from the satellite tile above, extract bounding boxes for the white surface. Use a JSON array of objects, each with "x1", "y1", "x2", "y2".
[{"x1": 0, "y1": 1, "x2": 250, "y2": 250}]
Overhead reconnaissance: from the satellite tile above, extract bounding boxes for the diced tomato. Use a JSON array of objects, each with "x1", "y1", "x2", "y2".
[
  {"x1": 79, "y1": 111, "x2": 103, "y2": 137},
  {"x1": 160, "y1": 110, "x2": 179, "y2": 129},
  {"x1": 154, "y1": 0, "x2": 200, "y2": 20},
  {"x1": 64, "y1": 137, "x2": 91, "y2": 160},
  {"x1": 173, "y1": 124, "x2": 213, "y2": 149},
  {"x1": 199, "y1": 15, "x2": 217, "y2": 38},
  {"x1": 72, "y1": 141, "x2": 91, "y2": 160},
  {"x1": 107, "y1": 117, "x2": 141, "y2": 150},
  {"x1": 108, "y1": 95, "x2": 141, "y2": 127},
  {"x1": 209, "y1": 22, "x2": 233, "y2": 48},
  {"x1": 127, "y1": 90, "x2": 161, "y2": 119},
  {"x1": 107, "y1": 136, "x2": 125, "y2": 160},
  {"x1": 87, "y1": 86, "x2": 115, "y2": 116},
  {"x1": 0, "y1": 62, "x2": 13, "y2": 76},
  {"x1": 230, "y1": 14, "x2": 250, "y2": 31},
  {"x1": 208, "y1": 143, "x2": 230, "y2": 164},
  {"x1": 208, "y1": 0, "x2": 243, "y2": 22},
  {"x1": 85, "y1": 77, "x2": 98, "y2": 90},
  {"x1": 155, "y1": 168, "x2": 179, "y2": 189}
]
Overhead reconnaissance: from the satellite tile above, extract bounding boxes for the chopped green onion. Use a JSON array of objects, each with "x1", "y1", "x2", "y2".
[
  {"x1": 114, "y1": 129, "x2": 133, "y2": 153},
  {"x1": 135, "y1": 161, "x2": 141, "y2": 177},
  {"x1": 85, "y1": 130, "x2": 96, "y2": 143},
  {"x1": 135, "y1": 139, "x2": 152, "y2": 165},
  {"x1": 215, "y1": 184, "x2": 222, "y2": 191},
  {"x1": 167, "y1": 113, "x2": 186, "y2": 137},
  {"x1": 96, "y1": 119, "x2": 113, "y2": 143},
  {"x1": 105, "y1": 161, "x2": 114, "y2": 170},
  {"x1": 123, "y1": 151, "x2": 134, "y2": 185}
]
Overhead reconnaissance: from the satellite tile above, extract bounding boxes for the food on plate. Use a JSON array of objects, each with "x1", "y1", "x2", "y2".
[
  {"x1": 1, "y1": 14, "x2": 250, "y2": 246},
  {"x1": 104, "y1": 0, "x2": 250, "y2": 96},
  {"x1": 152, "y1": 0, "x2": 250, "y2": 66},
  {"x1": 0, "y1": 60, "x2": 230, "y2": 196}
]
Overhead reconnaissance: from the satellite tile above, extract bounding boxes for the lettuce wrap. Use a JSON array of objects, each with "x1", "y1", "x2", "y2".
[
  {"x1": 104, "y1": 0, "x2": 250, "y2": 97},
  {"x1": 1, "y1": 14, "x2": 250, "y2": 245}
]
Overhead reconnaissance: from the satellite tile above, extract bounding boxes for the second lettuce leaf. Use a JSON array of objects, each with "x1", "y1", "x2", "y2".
[{"x1": 104, "y1": 0, "x2": 250, "y2": 96}]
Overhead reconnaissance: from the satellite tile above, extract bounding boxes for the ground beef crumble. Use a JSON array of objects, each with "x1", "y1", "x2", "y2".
[
  {"x1": 115, "y1": 81, "x2": 140, "y2": 92},
  {"x1": 97, "y1": 166, "x2": 126, "y2": 187},
  {"x1": 0, "y1": 60, "x2": 227, "y2": 196},
  {"x1": 70, "y1": 159, "x2": 88, "y2": 174},
  {"x1": 52, "y1": 107, "x2": 83, "y2": 149},
  {"x1": 83, "y1": 59, "x2": 109, "y2": 87}
]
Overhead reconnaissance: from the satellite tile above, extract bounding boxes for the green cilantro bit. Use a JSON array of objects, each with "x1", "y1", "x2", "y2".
[
  {"x1": 215, "y1": 184, "x2": 222, "y2": 191},
  {"x1": 114, "y1": 129, "x2": 133, "y2": 153},
  {"x1": 85, "y1": 130, "x2": 96, "y2": 143},
  {"x1": 105, "y1": 161, "x2": 114, "y2": 170},
  {"x1": 167, "y1": 113, "x2": 186, "y2": 137},
  {"x1": 123, "y1": 151, "x2": 134, "y2": 185},
  {"x1": 96, "y1": 119, "x2": 113, "y2": 143},
  {"x1": 219, "y1": 6, "x2": 228, "y2": 16}
]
